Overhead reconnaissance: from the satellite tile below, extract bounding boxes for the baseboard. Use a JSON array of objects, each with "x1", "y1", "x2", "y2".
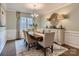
[{"x1": 65, "y1": 41, "x2": 79, "y2": 49}]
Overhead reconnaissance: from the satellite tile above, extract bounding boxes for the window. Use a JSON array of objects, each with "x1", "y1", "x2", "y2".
[
  {"x1": 27, "y1": 18, "x2": 33, "y2": 29},
  {"x1": 20, "y1": 17, "x2": 33, "y2": 30},
  {"x1": 20, "y1": 17, "x2": 27, "y2": 30}
]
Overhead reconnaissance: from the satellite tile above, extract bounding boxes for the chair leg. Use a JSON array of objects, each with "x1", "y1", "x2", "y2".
[
  {"x1": 43, "y1": 48, "x2": 46, "y2": 56},
  {"x1": 51, "y1": 46, "x2": 53, "y2": 53},
  {"x1": 28, "y1": 44, "x2": 30, "y2": 51},
  {"x1": 25, "y1": 41, "x2": 28, "y2": 47},
  {"x1": 24, "y1": 39, "x2": 26, "y2": 42},
  {"x1": 36, "y1": 42, "x2": 40, "y2": 50}
]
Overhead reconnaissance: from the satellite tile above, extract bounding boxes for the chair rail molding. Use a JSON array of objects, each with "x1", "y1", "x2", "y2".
[{"x1": 65, "y1": 30, "x2": 79, "y2": 49}]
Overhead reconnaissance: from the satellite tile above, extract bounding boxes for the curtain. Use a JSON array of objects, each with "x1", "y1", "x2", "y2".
[{"x1": 16, "y1": 12, "x2": 20, "y2": 39}]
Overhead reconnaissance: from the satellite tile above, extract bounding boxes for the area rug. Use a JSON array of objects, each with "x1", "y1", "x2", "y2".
[{"x1": 15, "y1": 40, "x2": 68, "y2": 56}]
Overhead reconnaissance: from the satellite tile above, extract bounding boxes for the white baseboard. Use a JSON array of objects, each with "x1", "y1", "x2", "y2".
[
  {"x1": 64, "y1": 30, "x2": 79, "y2": 49},
  {"x1": 6, "y1": 29, "x2": 16, "y2": 40}
]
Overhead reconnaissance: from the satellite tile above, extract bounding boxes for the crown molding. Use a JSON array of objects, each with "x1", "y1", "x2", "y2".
[{"x1": 43, "y1": 3, "x2": 72, "y2": 17}]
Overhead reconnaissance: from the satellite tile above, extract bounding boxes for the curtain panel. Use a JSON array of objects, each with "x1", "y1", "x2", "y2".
[{"x1": 16, "y1": 12, "x2": 20, "y2": 39}]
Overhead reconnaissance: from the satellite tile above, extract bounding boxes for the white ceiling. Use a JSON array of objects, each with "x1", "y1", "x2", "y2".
[{"x1": 6, "y1": 3, "x2": 71, "y2": 15}]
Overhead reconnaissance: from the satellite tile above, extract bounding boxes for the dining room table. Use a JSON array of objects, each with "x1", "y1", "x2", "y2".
[
  {"x1": 28, "y1": 31, "x2": 45, "y2": 49},
  {"x1": 28, "y1": 31, "x2": 44, "y2": 41}
]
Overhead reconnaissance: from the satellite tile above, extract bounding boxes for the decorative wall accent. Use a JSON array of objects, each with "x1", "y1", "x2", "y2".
[
  {"x1": 48, "y1": 13, "x2": 58, "y2": 21},
  {"x1": 47, "y1": 13, "x2": 68, "y2": 28},
  {"x1": 0, "y1": 8, "x2": 5, "y2": 26},
  {"x1": 47, "y1": 13, "x2": 59, "y2": 28}
]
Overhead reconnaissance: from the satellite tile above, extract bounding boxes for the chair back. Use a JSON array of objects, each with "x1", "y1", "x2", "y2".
[
  {"x1": 23, "y1": 30, "x2": 29, "y2": 42},
  {"x1": 43, "y1": 32, "x2": 55, "y2": 47}
]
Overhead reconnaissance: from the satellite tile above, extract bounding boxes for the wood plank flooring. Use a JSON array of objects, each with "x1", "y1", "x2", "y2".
[
  {"x1": 60, "y1": 44, "x2": 79, "y2": 56},
  {"x1": 0, "y1": 39, "x2": 79, "y2": 56},
  {"x1": 0, "y1": 40, "x2": 16, "y2": 56}
]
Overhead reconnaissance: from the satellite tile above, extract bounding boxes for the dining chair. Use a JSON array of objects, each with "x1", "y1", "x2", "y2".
[
  {"x1": 23, "y1": 30, "x2": 28, "y2": 43},
  {"x1": 38, "y1": 32, "x2": 55, "y2": 56},
  {"x1": 23, "y1": 30, "x2": 36, "y2": 51}
]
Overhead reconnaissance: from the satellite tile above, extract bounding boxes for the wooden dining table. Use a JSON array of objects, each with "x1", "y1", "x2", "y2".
[
  {"x1": 28, "y1": 31, "x2": 44, "y2": 41},
  {"x1": 28, "y1": 31, "x2": 44, "y2": 49}
]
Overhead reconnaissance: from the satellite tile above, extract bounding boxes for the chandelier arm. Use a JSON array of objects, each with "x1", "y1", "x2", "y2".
[{"x1": 31, "y1": 4, "x2": 39, "y2": 18}]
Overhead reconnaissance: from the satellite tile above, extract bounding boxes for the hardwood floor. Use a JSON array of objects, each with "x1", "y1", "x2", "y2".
[
  {"x1": 60, "y1": 44, "x2": 79, "y2": 56},
  {"x1": 0, "y1": 40, "x2": 16, "y2": 56},
  {"x1": 0, "y1": 39, "x2": 79, "y2": 56}
]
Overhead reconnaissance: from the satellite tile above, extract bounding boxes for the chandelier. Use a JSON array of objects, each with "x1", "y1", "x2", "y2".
[{"x1": 31, "y1": 5, "x2": 39, "y2": 18}]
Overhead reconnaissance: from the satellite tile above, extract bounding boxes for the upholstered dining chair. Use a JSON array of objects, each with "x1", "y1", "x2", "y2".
[
  {"x1": 23, "y1": 30, "x2": 36, "y2": 51},
  {"x1": 38, "y1": 32, "x2": 55, "y2": 56},
  {"x1": 23, "y1": 30, "x2": 28, "y2": 43}
]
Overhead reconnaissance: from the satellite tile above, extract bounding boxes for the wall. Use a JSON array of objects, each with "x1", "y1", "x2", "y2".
[
  {"x1": 6, "y1": 11, "x2": 17, "y2": 40},
  {"x1": 39, "y1": 17, "x2": 47, "y2": 28},
  {"x1": 0, "y1": 3, "x2": 6, "y2": 54},
  {"x1": 57, "y1": 4, "x2": 79, "y2": 31},
  {"x1": 39, "y1": 4, "x2": 79, "y2": 48},
  {"x1": 44, "y1": 4, "x2": 79, "y2": 31},
  {"x1": 6, "y1": 11, "x2": 36, "y2": 40},
  {"x1": 6, "y1": 11, "x2": 17, "y2": 30}
]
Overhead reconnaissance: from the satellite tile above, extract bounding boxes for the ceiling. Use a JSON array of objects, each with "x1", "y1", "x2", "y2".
[{"x1": 6, "y1": 3, "x2": 71, "y2": 15}]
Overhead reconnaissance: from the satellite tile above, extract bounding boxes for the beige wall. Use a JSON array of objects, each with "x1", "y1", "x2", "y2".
[
  {"x1": 6, "y1": 11, "x2": 17, "y2": 40},
  {"x1": 6, "y1": 11, "x2": 17, "y2": 30},
  {"x1": 40, "y1": 4, "x2": 79, "y2": 31},
  {"x1": 6, "y1": 11, "x2": 38, "y2": 40}
]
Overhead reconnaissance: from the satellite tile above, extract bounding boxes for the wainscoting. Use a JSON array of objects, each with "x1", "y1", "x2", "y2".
[
  {"x1": 6, "y1": 29, "x2": 16, "y2": 40},
  {"x1": 6, "y1": 29, "x2": 79, "y2": 49},
  {"x1": 65, "y1": 31, "x2": 79, "y2": 49}
]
